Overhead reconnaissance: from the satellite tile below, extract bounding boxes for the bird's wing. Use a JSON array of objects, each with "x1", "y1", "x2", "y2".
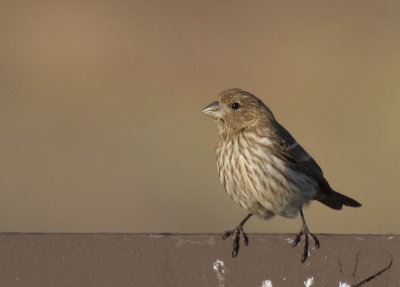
[
  {"x1": 271, "y1": 122, "x2": 329, "y2": 188},
  {"x1": 270, "y1": 122, "x2": 361, "y2": 209}
]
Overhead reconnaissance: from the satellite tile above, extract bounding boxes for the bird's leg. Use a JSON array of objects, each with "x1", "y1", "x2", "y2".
[
  {"x1": 292, "y1": 208, "x2": 320, "y2": 263},
  {"x1": 222, "y1": 213, "x2": 253, "y2": 257}
]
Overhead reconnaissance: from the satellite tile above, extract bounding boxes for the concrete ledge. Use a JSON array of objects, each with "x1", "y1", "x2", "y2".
[{"x1": 0, "y1": 233, "x2": 398, "y2": 286}]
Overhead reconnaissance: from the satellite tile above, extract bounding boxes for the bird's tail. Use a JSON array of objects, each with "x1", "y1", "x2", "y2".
[{"x1": 318, "y1": 191, "x2": 361, "y2": 210}]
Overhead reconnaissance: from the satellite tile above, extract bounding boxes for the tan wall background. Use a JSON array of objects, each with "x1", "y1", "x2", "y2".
[{"x1": 0, "y1": 0, "x2": 399, "y2": 233}]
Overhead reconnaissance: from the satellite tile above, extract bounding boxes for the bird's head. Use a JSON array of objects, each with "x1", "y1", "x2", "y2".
[{"x1": 202, "y1": 88, "x2": 273, "y2": 132}]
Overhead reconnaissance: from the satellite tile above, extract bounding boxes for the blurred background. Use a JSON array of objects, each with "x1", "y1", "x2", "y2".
[{"x1": 0, "y1": 0, "x2": 399, "y2": 234}]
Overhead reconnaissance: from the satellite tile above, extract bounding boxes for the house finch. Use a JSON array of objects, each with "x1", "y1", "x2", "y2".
[{"x1": 202, "y1": 88, "x2": 361, "y2": 263}]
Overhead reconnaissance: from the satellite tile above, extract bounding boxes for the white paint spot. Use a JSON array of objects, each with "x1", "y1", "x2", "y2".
[
  {"x1": 146, "y1": 233, "x2": 165, "y2": 238},
  {"x1": 387, "y1": 236, "x2": 394, "y2": 240},
  {"x1": 213, "y1": 260, "x2": 225, "y2": 287},
  {"x1": 261, "y1": 280, "x2": 273, "y2": 287},
  {"x1": 286, "y1": 238, "x2": 294, "y2": 244},
  {"x1": 339, "y1": 282, "x2": 351, "y2": 287},
  {"x1": 304, "y1": 277, "x2": 314, "y2": 287}
]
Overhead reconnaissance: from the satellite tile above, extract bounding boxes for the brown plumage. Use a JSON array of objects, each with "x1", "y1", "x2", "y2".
[{"x1": 202, "y1": 88, "x2": 361, "y2": 263}]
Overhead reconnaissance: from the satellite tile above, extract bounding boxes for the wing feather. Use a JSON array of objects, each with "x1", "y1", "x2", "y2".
[{"x1": 271, "y1": 122, "x2": 333, "y2": 193}]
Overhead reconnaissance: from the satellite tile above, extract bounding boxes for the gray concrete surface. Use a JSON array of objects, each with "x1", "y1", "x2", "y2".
[{"x1": 0, "y1": 233, "x2": 397, "y2": 286}]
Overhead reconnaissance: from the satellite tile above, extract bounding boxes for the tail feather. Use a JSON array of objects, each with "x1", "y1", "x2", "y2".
[{"x1": 318, "y1": 191, "x2": 361, "y2": 210}]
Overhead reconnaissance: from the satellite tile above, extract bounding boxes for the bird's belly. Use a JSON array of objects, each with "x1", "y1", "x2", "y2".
[{"x1": 218, "y1": 152, "x2": 318, "y2": 219}]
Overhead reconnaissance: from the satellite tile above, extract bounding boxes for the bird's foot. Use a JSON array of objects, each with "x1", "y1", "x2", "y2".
[
  {"x1": 222, "y1": 225, "x2": 249, "y2": 257},
  {"x1": 291, "y1": 226, "x2": 320, "y2": 263}
]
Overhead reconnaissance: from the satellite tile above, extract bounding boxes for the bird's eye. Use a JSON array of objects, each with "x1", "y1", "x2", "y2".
[{"x1": 231, "y1": 102, "x2": 241, "y2": 110}]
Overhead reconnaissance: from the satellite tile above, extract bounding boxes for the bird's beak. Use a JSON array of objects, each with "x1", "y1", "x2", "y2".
[{"x1": 201, "y1": 101, "x2": 223, "y2": 119}]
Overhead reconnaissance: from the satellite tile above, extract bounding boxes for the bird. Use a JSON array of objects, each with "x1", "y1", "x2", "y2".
[{"x1": 202, "y1": 88, "x2": 361, "y2": 263}]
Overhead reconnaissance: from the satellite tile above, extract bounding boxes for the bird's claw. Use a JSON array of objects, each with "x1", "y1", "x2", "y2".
[
  {"x1": 222, "y1": 230, "x2": 233, "y2": 240},
  {"x1": 222, "y1": 226, "x2": 249, "y2": 257},
  {"x1": 242, "y1": 232, "x2": 249, "y2": 246},
  {"x1": 291, "y1": 227, "x2": 319, "y2": 263}
]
